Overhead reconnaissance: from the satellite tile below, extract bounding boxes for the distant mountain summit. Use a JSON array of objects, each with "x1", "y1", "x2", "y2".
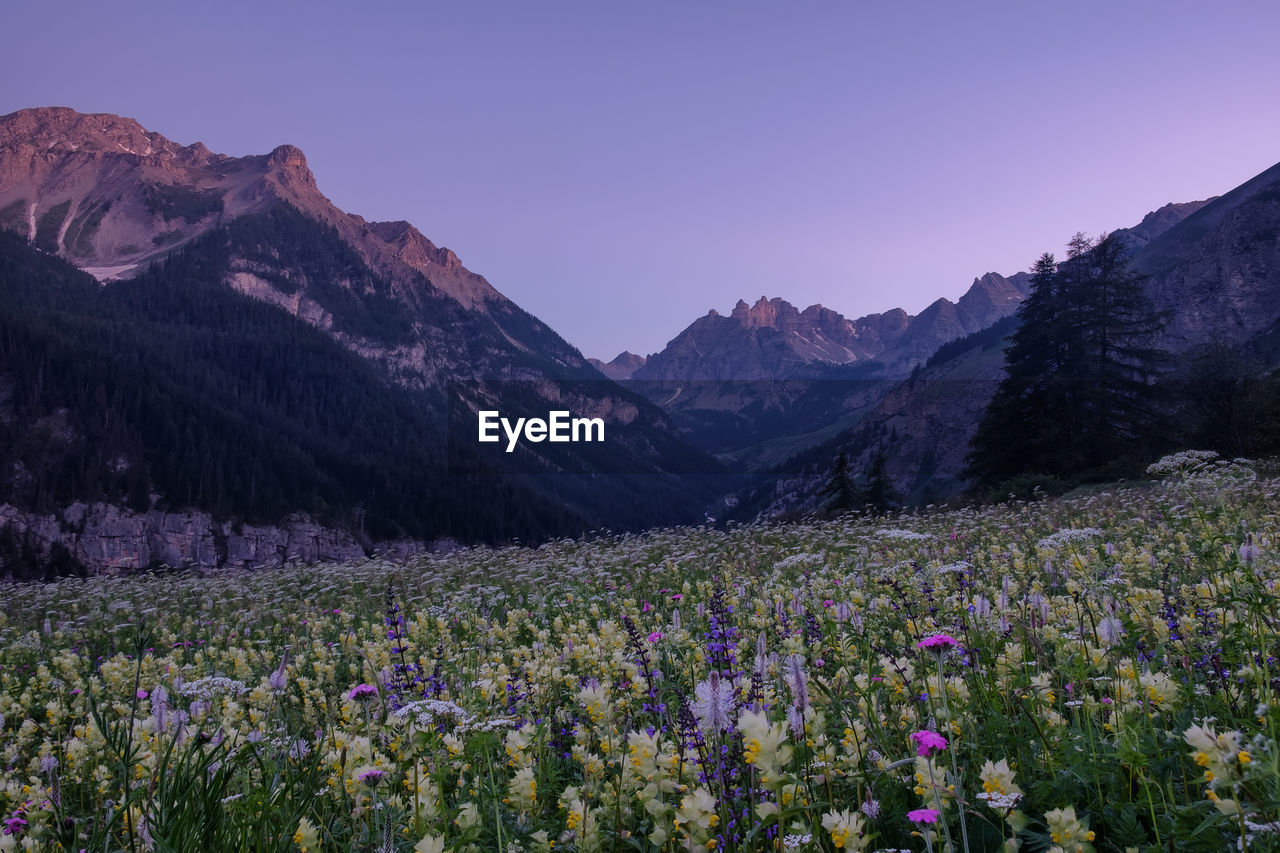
[
  {"x1": 633, "y1": 272, "x2": 1031, "y2": 385},
  {"x1": 588, "y1": 351, "x2": 646, "y2": 380}
]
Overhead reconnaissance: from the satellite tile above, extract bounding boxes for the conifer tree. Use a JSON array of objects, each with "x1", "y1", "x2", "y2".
[
  {"x1": 862, "y1": 451, "x2": 897, "y2": 515},
  {"x1": 819, "y1": 451, "x2": 857, "y2": 515},
  {"x1": 968, "y1": 233, "x2": 1168, "y2": 490}
]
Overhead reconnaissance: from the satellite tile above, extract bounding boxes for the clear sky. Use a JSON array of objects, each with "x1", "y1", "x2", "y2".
[{"x1": 4, "y1": 1, "x2": 1279, "y2": 359}]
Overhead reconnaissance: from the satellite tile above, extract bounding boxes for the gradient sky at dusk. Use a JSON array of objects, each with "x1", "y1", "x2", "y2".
[{"x1": 4, "y1": 1, "x2": 1279, "y2": 359}]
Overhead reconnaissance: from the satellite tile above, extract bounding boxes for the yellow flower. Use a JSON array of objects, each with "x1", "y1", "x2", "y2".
[{"x1": 293, "y1": 816, "x2": 319, "y2": 851}]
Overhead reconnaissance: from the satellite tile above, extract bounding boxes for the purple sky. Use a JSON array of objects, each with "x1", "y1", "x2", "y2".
[{"x1": 4, "y1": 2, "x2": 1279, "y2": 360}]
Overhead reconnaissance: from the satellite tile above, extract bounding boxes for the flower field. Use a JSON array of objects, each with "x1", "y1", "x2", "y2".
[{"x1": 1, "y1": 452, "x2": 1278, "y2": 852}]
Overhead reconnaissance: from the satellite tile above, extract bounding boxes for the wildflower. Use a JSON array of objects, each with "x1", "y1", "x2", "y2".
[
  {"x1": 348, "y1": 684, "x2": 379, "y2": 702},
  {"x1": 1239, "y1": 534, "x2": 1259, "y2": 564},
  {"x1": 412, "y1": 836, "x2": 445, "y2": 853},
  {"x1": 1095, "y1": 616, "x2": 1124, "y2": 646},
  {"x1": 784, "y1": 654, "x2": 809, "y2": 736},
  {"x1": 506, "y1": 765, "x2": 537, "y2": 812},
  {"x1": 356, "y1": 768, "x2": 387, "y2": 786},
  {"x1": 738, "y1": 710, "x2": 792, "y2": 784},
  {"x1": 1183, "y1": 723, "x2": 1244, "y2": 791},
  {"x1": 455, "y1": 801, "x2": 480, "y2": 830},
  {"x1": 3, "y1": 812, "x2": 28, "y2": 838},
  {"x1": 979, "y1": 758, "x2": 1021, "y2": 796},
  {"x1": 907, "y1": 808, "x2": 940, "y2": 824},
  {"x1": 293, "y1": 816, "x2": 320, "y2": 851},
  {"x1": 648, "y1": 631, "x2": 664, "y2": 643},
  {"x1": 268, "y1": 657, "x2": 289, "y2": 691},
  {"x1": 691, "y1": 670, "x2": 734, "y2": 734},
  {"x1": 1044, "y1": 805, "x2": 1095, "y2": 852},
  {"x1": 916, "y1": 634, "x2": 959, "y2": 652},
  {"x1": 821, "y1": 808, "x2": 868, "y2": 850},
  {"x1": 179, "y1": 676, "x2": 247, "y2": 700},
  {"x1": 860, "y1": 793, "x2": 880, "y2": 819},
  {"x1": 911, "y1": 730, "x2": 948, "y2": 757},
  {"x1": 673, "y1": 787, "x2": 719, "y2": 849}
]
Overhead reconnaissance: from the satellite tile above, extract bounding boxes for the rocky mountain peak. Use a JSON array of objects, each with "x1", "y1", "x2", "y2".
[
  {"x1": 0, "y1": 107, "x2": 212, "y2": 165},
  {"x1": 266, "y1": 143, "x2": 307, "y2": 168},
  {"x1": 588, "y1": 351, "x2": 647, "y2": 381},
  {"x1": 1118, "y1": 198, "x2": 1215, "y2": 250},
  {"x1": 367, "y1": 220, "x2": 462, "y2": 271},
  {"x1": 0, "y1": 107, "x2": 517, "y2": 312},
  {"x1": 729, "y1": 296, "x2": 803, "y2": 329},
  {"x1": 261, "y1": 143, "x2": 319, "y2": 197}
]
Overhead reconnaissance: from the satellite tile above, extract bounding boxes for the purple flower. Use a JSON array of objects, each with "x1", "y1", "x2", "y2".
[
  {"x1": 907, "y1": 807, "x2": 941, "y2": 824},
  {"x1": 916, "y1": 634, "x2": 959, "y2": 651},
  {"x1": 648, "y1": 631, "x2": 664, "y2": 643},
  {"x1": 356, "y1": 768, "x2": 387, "y2": 786},
  {"x1": 911, "y1": 729, "x2": 948, "y2": 757},
  {"x1": 691, "y1": 670, "x2": 734, "y2": 733},
  {"x1": 348, "y1": 684, "x2": 379, "y2": 702},
  {"x1": 3, "y1": 813, "x2": 27, "y2": 837},
  {"x1": 268, "y1": 660, "x2": 289, "y2": 691}
]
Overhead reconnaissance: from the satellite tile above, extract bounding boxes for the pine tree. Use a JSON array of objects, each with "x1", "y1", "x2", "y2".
[
  {"x1": 818, "y1": 451, "x2": 857, "y2": 515},
  {"x1": 968, "y1": 233, "x2": 1168, "y2": 490},
  {"x1": 862, "y1": 451, "x2": 897, "y2": 515}
]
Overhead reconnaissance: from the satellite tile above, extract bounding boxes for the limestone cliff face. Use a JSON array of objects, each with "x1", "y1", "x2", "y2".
[
  {"x1": 1134, "y1": 163, "x2": 1280, "y2": 352},
  {"x1": 0, "y1": 502, "x2": 374, "y2": 572}
]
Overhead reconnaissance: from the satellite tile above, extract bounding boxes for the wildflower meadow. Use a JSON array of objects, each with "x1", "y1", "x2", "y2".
[{"x1": 1, "y1": 450, "x2": 1278, "y2": 852}]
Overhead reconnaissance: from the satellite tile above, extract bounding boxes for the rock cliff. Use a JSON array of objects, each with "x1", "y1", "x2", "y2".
[{"x1": 0, "y1": 502, "x2": 372, "y2": 573}]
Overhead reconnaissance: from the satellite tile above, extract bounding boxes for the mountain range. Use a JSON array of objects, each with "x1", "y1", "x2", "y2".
[{"x1": 3, "y1": 106, "x2": 1279, "y2": 572}]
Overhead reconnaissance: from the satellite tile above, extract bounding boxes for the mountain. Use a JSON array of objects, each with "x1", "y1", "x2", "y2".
[
  {"x1": 0, "y1": 107, "x2": 586, "y2": 379},
  {"x1": 1133, "y1": 163, "x2": 1280, "y2": 352},
  {"x1": 742, "y1": 166, "x2": 1275, "y2": 515},
  {"x1": 634, "y1": 273, "x2": 1031, "y2": 385},
  {"x1": 588, "y1": 351, "x2": 646, "y2": 380},
  {"x1": 618, "y1": 272, "x2": 1030, "y2": 470},
  {"x1": 0, "y1": 108, "x2": 721, "y2": 573}
]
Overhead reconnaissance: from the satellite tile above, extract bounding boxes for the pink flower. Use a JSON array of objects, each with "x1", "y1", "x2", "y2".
[
  {"x1": 642, "y1": 600, "x2": 653, "y2": 613},
  {"x1": 916, "y1": 634, "x2": 959, "y2": 651},
  {"x1": 822, "y1": 599, "x2": 834, "y2": 608},
  {"x1": 348, "y1": 684, "x2": 379, "y2": 702},
  {"x1": 135, "y1": 689, "x2": 148, "y2": 700},
  {"x1": 911, "y1": 729, "x2": 948, "y2": 756},
  {"x1": 907, "y1": 807, "x2": 941, "y2": 824},
  {"x1": 648, "y1": 631, "x2": 664, "y2": 643},
  {"x1": 671, "y1": 593, "x2": 683, "y2": 601}
]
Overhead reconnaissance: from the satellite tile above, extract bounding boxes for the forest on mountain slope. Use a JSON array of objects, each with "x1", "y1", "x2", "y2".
[{"x1": 0, "y1": 218, "x2": 714, "y2": 554}]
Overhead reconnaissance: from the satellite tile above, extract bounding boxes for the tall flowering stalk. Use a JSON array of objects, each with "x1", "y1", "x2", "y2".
[{"x1": 917, "y1": 632, "x2": 968, "y2": 853}]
